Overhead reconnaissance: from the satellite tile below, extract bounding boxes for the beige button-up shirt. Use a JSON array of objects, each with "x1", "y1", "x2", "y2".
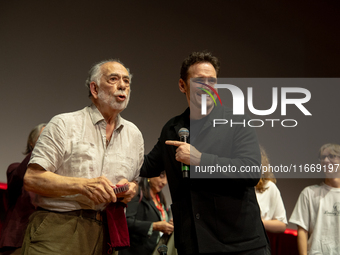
[{"x1": 29, "y1": 104, "x2": 144, "y2": 211}]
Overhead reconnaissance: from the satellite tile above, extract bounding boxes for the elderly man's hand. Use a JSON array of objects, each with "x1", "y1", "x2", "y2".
[
  {"x1": 82, "y1": 176, "x2": 117, "y2": 204},
  {"x1": 116, "y1": 178, "x2": 138, "y2": 204},
  {"x1": 165, "y1": 141, "x2": 202, "y2": 166}
]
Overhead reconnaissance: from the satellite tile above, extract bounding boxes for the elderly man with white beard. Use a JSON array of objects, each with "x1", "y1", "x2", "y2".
[{"x1": 21, "y1": 59, "x2": 144, "y2": 255}]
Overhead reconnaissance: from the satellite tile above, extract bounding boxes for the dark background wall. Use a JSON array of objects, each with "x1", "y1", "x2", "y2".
[{"x1": 1, "y1": 1, "x2": 339, "y2": 229}]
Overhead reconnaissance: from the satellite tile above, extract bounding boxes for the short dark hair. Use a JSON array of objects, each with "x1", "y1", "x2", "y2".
[{"x1": 180, "y1": 51, "x2": 220, "y2": 82}]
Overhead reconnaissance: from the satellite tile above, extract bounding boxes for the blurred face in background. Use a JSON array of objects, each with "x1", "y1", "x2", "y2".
[
  {"x1": 319, "y1": 147, "x2": 340, "y2": 177},
  {"x1": 149, "y1": 172, "x2": 167, "y2": 194}
]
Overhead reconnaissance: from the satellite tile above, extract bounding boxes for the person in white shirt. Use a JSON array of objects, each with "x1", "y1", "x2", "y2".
[
  {"x1": 22, "y1": 59, "x2": 144, "y2": 255},
  {"x1": 255, "y1": 146, "x2": 287, "y2": 233},
  {"x1": 289, "y1": 143, "x2": 340, "y2": 255}
]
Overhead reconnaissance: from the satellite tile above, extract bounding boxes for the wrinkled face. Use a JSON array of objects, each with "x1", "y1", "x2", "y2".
[
  {"x1": 96, "y1": 62, "x2": 131, "y2": 111},
  {"x1": 180, "y1": 62, "x2": 217, "y2": 111},
  {"x1": 149, "y1": 172, "x2": 167, "y2": 194},
  {"x1": 319, "y1": 147, "x2": 340, "y2": 177}
]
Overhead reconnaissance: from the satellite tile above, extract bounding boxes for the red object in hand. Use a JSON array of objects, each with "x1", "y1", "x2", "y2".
[
  {"x1": 113, "y1": 183, "x2": 129, "y2": 194},
  {"x1": 105, "y1": 202, "x2": 130, "y2": 252}
]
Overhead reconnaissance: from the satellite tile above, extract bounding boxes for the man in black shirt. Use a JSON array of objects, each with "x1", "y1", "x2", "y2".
[{"x1": 140, "y1": 51, "x2": 268, "y2": 255}]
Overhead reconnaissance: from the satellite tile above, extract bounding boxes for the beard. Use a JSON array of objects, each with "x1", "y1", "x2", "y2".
[{"x1": 98, "y1": 89, "x2": 130, "y2": 111}]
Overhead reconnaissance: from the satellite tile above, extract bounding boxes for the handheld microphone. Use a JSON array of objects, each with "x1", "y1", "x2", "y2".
[
  {"x1": 178, "y1": 128, "x2": 190, "y2": 178},
  {"x1": 157, "y1": 244, "x2": 168, "y2": 255}
]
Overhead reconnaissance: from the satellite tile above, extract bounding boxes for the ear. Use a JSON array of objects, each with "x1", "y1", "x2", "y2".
[
  {"x1": 179, "y1": 79, "x2": 187, "y2": 94},
  {"x1": 90, "y1": 82, "x2": 99, "y2": 99}
]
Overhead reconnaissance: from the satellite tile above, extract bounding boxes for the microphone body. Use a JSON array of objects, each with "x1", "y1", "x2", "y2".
[
  {"x1": 157, "y1": 244, "x2": 168, "y2": 255},
  {"x1": 178, "y1": 128, "x2": 190, "y2": 178}
]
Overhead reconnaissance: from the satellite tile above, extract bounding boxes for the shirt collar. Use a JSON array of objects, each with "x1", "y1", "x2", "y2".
[
  {"x1": 115, "y1": 114, "x2": 124, "y2": 132},
  {"x1": 89, "y1": 104, "x2": 125, "y2": 131}
]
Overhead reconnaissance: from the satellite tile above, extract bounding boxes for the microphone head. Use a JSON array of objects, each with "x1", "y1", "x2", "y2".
[
  {"x1": 157, "y1": 244, "x2": 168, "y2": 253},
  {"x1": 178, "y1": 128, "x2": 189, "y2": 138}
]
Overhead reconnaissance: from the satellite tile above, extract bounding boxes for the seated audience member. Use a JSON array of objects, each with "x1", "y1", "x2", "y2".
[
  {"x1": 255, "y1": 146, "x2": 287, "y2": 233},
  {"x1": 290, "y1": 143, "x2": 340, "y2": 255},
  {"x1": 120, "y1": 172, "x2": 175, "y2": 255},
  {"x1": 0, "y1": 123, "x2": 46, "y2": 255}
]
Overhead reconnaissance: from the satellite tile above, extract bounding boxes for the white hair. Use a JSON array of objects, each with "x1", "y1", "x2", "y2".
[{"x1": 85, "y1": 59, "x2": 132, "y2": 97}]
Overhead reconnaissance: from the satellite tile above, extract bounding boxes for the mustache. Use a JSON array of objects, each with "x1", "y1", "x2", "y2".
[{"x1": 114, "y1": 92, "x2": 128, "y2": 97}]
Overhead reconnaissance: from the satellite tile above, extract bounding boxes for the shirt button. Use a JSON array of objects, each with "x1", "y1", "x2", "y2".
[{"x1": 195, "y1": 213, "x2": 200, "y2": 220}]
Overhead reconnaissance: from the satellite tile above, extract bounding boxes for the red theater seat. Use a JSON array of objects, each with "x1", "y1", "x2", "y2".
[{"x1": 267, "y1": 229, "x2": 298, "y2": 255}]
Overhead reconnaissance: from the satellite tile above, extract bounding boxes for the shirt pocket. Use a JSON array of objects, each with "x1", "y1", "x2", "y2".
[
  {"x1": 70, "y1": 142, "x2": 96, "y2": 177},
  {"x1": 113, "y1": 153, "x2": 135, "y2": 181}
]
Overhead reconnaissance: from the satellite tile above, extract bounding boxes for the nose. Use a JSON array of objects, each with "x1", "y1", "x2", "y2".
[
  {"x1": 324, "y1": 156, "x2": 331, "y2": 163},
  {"x1": 117, "y1": 78, "x2": 127, "y2": 91}
]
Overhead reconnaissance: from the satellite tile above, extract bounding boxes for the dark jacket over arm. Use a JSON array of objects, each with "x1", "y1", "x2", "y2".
[{"x1": 0, "y1": 153, "x2": 36, "y2": 249}]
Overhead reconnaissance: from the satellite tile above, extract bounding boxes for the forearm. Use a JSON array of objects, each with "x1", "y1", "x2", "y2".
[
  {"x1": 24, "y1": 165, "x2": 86, "y2": 197},
  {"x1": 24, "y1": 164, "x2": 117, "y2": 204},
  {"x1": 297, "y1": 226, "x2": 308, "y2": 255},
  {"x1": 262, "y1": 219, "x2": 286, "y2": 233}
]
